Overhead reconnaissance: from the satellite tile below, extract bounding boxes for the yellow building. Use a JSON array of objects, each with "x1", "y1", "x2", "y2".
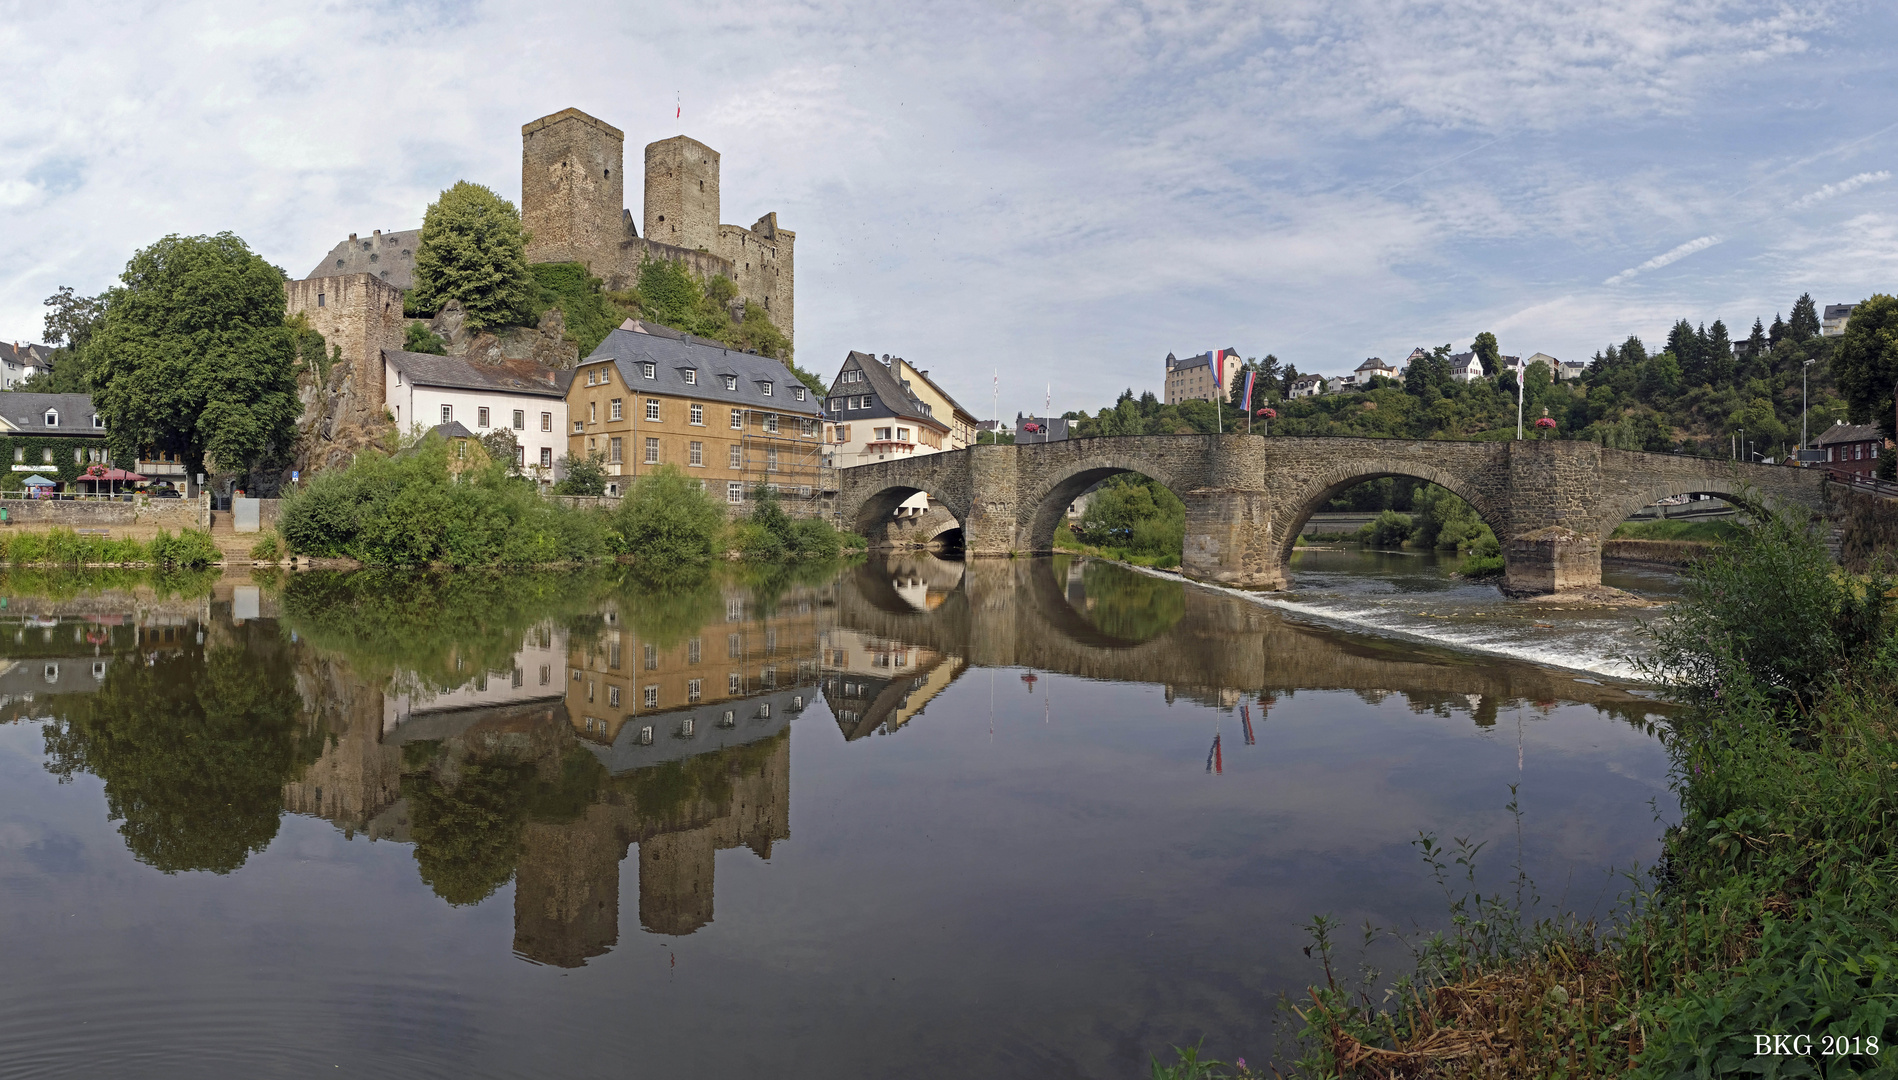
[
  {"x1": 567, "y1": 321, "x2": 824, "y2": 505},
  {"x1": 892, "y1": 358, "x2": 980, "y2": 450},
  {"x1": 1163, "y1": 348, "x2": 1241, "y2": 405}
]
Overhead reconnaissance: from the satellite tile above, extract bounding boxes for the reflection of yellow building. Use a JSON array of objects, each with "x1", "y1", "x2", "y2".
[
  {"x1": 564, "y1": 589, "x2": 823, "y2": 745},
  {"x1": 820, "y1": 628, "x2": 965, "y2": 740}
]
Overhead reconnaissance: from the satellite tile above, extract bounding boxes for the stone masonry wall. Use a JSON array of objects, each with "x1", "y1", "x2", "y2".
[
  {"x1": 521, "y1": 109, "x2": 627, "y2": 275},
  {"x1": 283, "y1": 274, "x2": 405, "y2": 476}
]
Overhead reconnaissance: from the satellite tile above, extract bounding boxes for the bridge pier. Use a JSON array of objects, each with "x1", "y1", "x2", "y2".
[
  {"x1": 1502, "y1": 527, "x2": 1603, "y2": 595},
  {"x1": 1182, "y1": 488, "x2": 1278, "y2": 588},
  {"x1": 963, "y1": 444, "x2": 1021, "y2": 557}
]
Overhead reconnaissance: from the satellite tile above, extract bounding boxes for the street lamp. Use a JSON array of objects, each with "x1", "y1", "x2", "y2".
[{"x1": 1801, "y1": 359, "x2": 1815, "y2": 455}]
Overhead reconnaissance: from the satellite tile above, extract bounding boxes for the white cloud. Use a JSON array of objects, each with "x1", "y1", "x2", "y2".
[
  {"x1": 1790, "y1": 171, "x2": 1891, "y2": 209},
  {"x1": 1602, "y1": 236, "x2": 1724, "y2": 286}
]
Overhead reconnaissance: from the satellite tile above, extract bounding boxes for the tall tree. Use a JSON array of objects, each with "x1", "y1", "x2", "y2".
[
  {"x1": 1770, "y1": 312, "x2": 1787, "y2": 348},
  {"x1": 1746, "y1": 317, "x2": 1768, "y2": 358},
  {"x1": 1706, "y1": 319, "x2": 1734, "y2": 385},
  {"x1": 409, "y1": 181, "x2": 536, "y2": 330},
  {"x1": 1830, "y1": 294, "x2": 1898, "y2": 446},
  {"x1": 14, "y1": 286, "x2": 106, "y2": 393},
  {"x1": 1788, "y1": 293, "x2": 1821, "y2": 342},
  {"x1": 1620, "y1": 335, "x2": 1649, "y2": 366},
  {"x1": 1666, "y1": 320, "x2": 1701, "y2": 384},
  {"x1": 1470, "y1": 331, "x2": 1500, "y2": 376},
  {"x1": 86, "y1": 233, "x2": 303, "y2": 478}
]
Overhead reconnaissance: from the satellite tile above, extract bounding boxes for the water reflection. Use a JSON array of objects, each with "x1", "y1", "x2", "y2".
[{"x1": 0, "y1": 556, "x2": 1673, "y2": 1076}]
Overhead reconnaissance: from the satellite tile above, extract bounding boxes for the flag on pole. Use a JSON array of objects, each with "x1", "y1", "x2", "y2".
[
  {"x1": 1241, "y1": 369, "x2": 1256, "y2": 414},
  {"x1": 1239, "y1": 704, "x2": 1255, "y2": 745},
  {"x1": 1210, "y1": 349, "x2": 1224, "y2": 390}
]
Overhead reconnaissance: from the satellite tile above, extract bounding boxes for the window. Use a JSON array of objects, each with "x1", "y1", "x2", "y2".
[
  {"x1": 689, "y1": 441, "x2": 703, "y2": 466},
  {"x1": 728, "y1": 481, "x2": 744, "y2": 502},
  {"x1": 764, "y1": 414, "x2": 779, "y2": 434},
  {"x1": 317, "y1": 293, "x2": 325, "y2": 308},
  {"x1": 610, "y1": 398, "x2": 623, "y2": 421},
  {"x1": 589, "y1": 402, "x2": 597, "y2": 423},
  {"x1": 515, "y1": 446, "x2": 525, "y2": 467},
  {"x1": 645, "y1": 399, "x2": 659, "y2": 421},
  {"x1": 541, "y1": 447, "x2": 553, "y2": 467},
  {"x1": 440, "y1": 405, "x2": 452, "y2": 423},
  {"x1": 684, "y1": 369, "x2": 697, "y2": 385},
  {"x1": 644, "y1": 685, "x2": 658, "y2": 707},
  {"x1": 641, "y1": 362, "x2": 656, "y2": 380},
  {"x1": 541, "y1": 412, "x2": 552, "y2": 432},
  {"x1": 731, "y1": 409, "x2": 743, "y2": 429},
  {"x1": 645, "y1": 438, "x2": 659, "y2": 463},
  {"x1": 608, "y1": 437, "x2": 623, "y2": 463},
  {"x1": 608, "y1": 685, "x2": 621, "y2": 708},
  {"x1": 92, "y1": 415, "x2": 104, "y2": 429},
  {"x1": 573, "y1": 420, "x2": 585, "y2": 434},
  {"x1": 644, "y1": 643, "x2": 657, "y2": 669},
  {"x1": 586, "y1": 369, "x2": 597, "y2": 386},
  {"x1": 897, "y1": 427, "x2": 910, "y2": 441},
  {"x1": 690, "y1": 403, "x2": 704, "y2": 425},
  {"x1": 760, "y1": 382, "x2": 773, "y2": 397},
  {"x1": 803, "y1": 419, "x2": 818, "y2": 437},
  {"x1": 830, "y1": 399, "x2": 842, "y2": 412},
  {"x1": 513, "y1": 410, "x2": 525, "y2": 430},
  {"x1": 688, "y1": 637, "x2": 701, "y2": 663},
  {"x1": 875, "y1": 427, "x2": 893, "y2": 441},
  {"x1": 680, "y1": 717, "x2": 694, "y2": 737},
  {"x1": 729, "y1": 444, "x2": 742, "y2": 468},
  {"x1": 477, "y1": 407, "x2": 490, "y2": 428},
  {"x1": 728, "y1": 598, "x2": 743, "y2": 621},
  {"x1": 767, "y1": 448, "x2": 779, "y2": 472},
  {"x1": 723, "y1": 375, "x2": 737, "y2": 390},
  {"x1": 794, "y1": 387, "x2": 805, "y2": 400},
  {"x1": 759, "y1": 702, "x2": 771, "y2": 718},
  {"x1": 729, "y1": 673, "x2": 743, "y2": 693},
  {"x1": 687, "y1": 679, "x2": 702, "y2": 702},
  {"x1": 721, "y1": 710, "x2": 736, "y2": 727},
  {"x1": 639, "y1": 726, "x2": 653, "y2": 745}
]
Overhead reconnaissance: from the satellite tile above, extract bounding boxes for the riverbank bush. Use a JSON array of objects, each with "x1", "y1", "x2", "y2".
[
  {"x1": 608, "y1": 466, "x2": 724, "y2": 569},
  {"x1": 0, "y1": 526, "x2": 220, "y2": 567},
  {"x1": 279, "y1": 442, "x2": 610, "y2": 566},
  {"x1": 1269, "y1": 509, "x2": 1898, "y2": 1078},
  {"x1": 732, "y1": 484, "x2": 843, "y2": 561},
  {"x1": 1077, "y1": 476, "x2": 1185, "y2": 563},
  {"x1": 1357, "y1": 509, "x2": 1413, "y2": 548}
]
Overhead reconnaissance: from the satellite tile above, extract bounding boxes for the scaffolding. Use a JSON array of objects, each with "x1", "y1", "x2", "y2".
[{"x1": 737, "y1": 406, "x2": 830, "y2": 512}]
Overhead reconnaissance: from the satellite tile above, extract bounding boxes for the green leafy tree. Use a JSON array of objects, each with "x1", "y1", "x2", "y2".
[
  {"x1": 553, "y1": 451, "x2": 609, "y2": 496},
  {"x1": 1830, "y1": 293, "x2": 1898, "y2": 446},
  {"x1": 479, "y1": 427, "x2": 521, "y2": 472},
  {"x1": 409, "y1": 181, "x2": 536, "y2": 330},
  {"x1": 612, "y1": 465, "x2": 725, "y2": 568},
  {"x1": 15, "y1": 286, "x2": 106, "y2": 393},
  {"x1": 86, "y1": 233, "x2": 302, "y2": 478},
  {"x1": 1471, "y1": 331, "x2": 1500, "y2": 376},
  {"x1": 404, "y1": 321, "x2": 448, "y2": 354}
]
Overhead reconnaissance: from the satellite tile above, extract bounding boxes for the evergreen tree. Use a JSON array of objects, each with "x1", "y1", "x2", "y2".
[
  {"x1": 1770, "y1": 313, "x2": 1787, "y2": 348},
  {"x1": 1706, "y1": 319, "x2": 1734, "y2": 385},
  {"x1": 409, "y1": 181, "x2": 536, "y2": 330},
  {"x1": 1789, "y1": 293, "x2": 1821, "y2": 342},
  {"x1": 1667, "y1": 320, "x2": 1701, "y2": 384},
  {"x1": 1746, "y1": 317, "x2": 1768, "y2": 358},
  {"x1": 1621, "y1": 335, "x2": 1649, "y2": 366}
]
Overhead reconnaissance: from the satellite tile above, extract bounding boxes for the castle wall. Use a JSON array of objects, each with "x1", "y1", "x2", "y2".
[
  {"x1": 521, "y1": 109, "x2": 627, "y2": 274},
  {"x1": 643, "y1": 136, "x2": 721, "y2": 253},
  {"x1": 284, "y1": 274, "x2": 404, "y2": 419}
]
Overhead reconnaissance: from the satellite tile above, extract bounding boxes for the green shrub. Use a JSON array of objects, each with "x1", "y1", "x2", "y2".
[
  {"x1": 249, "y1": 531, "x2": 283, "y2": 562},
  {"x1": 1460, "y1": 552, "x2": 1504, "y2": 577},
  {"x1": 610, "y1": 466, "x2": 724, "y2": 569},
  {"x1": 1079, "y1": 475, "x2": 1185, "y2": 560},
  {"x1": 149, "y1": 528, "x2": 220, "y2": 568},
  {"x1": 403, "y1": 321, "x2": 448, "y2": 355},
  {"x1": 728, "y1": 519, "x2": 784, "y2": 560},
  {"x1": 732, "y1": 484, "x2": 842, "y2": 561},
  {"x1": 1357, "y1": 509, "x2": 1413, "y2": 548}
]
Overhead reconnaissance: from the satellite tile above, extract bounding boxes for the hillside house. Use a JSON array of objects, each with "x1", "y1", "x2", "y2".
[
  {"x1": 384, "y1": 351, "x2": 571, "y2": 487},
  {"x1": 1812, "y1": 421, "x2": 1883, "y2": 476}
]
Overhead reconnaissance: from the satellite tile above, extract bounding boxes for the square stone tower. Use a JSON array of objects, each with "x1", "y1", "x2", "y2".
[
  {"x1": 644, "y1": 136, "x2": 720, "y2": 252},
  {"x1": 521, "y1": 108, "x2": 626, "y2": 272}
]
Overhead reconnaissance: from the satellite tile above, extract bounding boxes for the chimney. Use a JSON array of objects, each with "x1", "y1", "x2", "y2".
[
  {"x1": 349, "y1": 233, "x2": 357, "y2": 241},
  {"x1": 373, "y1": 229, "x2": 381, "y2": 236}
]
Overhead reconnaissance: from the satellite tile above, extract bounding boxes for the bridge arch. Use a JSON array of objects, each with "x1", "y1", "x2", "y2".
[
  {"x1": 845, "y1": 481, "x2": 968, "y2": 548},
  {"x1": 1584, "y1": 478, "x2": 1781, "y2": 542},
  {"x1": 1268, "y1": 460, "x2": 1512, "y2": 572},
  {"x1": 1016, "y1": 437, "x2": 1207, "y2": 553}
]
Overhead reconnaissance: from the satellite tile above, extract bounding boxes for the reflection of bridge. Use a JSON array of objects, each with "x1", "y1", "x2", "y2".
[
  {"x1": 830, "y1": 556, "x2": 1663, "y2": 724},
  {"x1": 836, "y1": 436, "x2": 1825, "y2": 593}
]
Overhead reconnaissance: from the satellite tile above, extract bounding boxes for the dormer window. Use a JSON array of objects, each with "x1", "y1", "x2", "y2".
[
  {"x1": 43, "y1": 409, "x2": 58, "y2": 427},
  {"x1": 794, "y1": 387, "x2": 805, "y2": 401},
  {"x1": 723, "y1": 375, "x2": 737, "y2": 391},
  {"x1": 684, "y1": 369, "x2": 697, "y2": 385},
  {"x1": 641, "y1": 363, "x2": 656, "y2": 379},
  {"x1": 92, "y1": 415, "x2": 104, "y2": 429},
  {"x1": 760, "y1": 382, "x2": 773, "y2": 397}
]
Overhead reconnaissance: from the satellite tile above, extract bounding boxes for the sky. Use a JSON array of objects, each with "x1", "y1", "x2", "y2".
[{"x1": 1, "y1": 0, "x2": 1894, "y2": 418}]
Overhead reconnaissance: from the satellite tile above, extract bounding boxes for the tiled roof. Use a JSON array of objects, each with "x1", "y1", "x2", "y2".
[
  {"x1": 583, "y1": 327, "x2": 820, "y2": 417},
  {"x1": 383, "y1": 350, "x2": 571, "y2": 398},
  {"x1": 1813, "y1": 422, "x2": 1881, "y2": 446},
  {"x1": 0, "y1": 392, "x2": 104, "y2": 435},
  {"x1": 306, "y1": 228, "x2": 422, "y2": 288}
]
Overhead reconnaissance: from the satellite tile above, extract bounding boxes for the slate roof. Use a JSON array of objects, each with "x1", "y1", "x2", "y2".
[
  {"x1": 0, "y1": 392, "x2": 104, "y2": 435},
  {"x1": 1356, "y1": 357, "x2": 1395, "y2": 372},
  {"x1": 1813, "y1": 422, "x2": 1882, "y2": 446},
  {"x1": 1169, "y1": 348, "x2": 1238, "y2": 372},
  {"x1": 1824, "y1": 304, "x2": 1857, "y2": 321},
  {"x1": 832, "y1": 351, "x2": 942, "y2": 428},
  {"x1": 306, "y1": 228, "x2": 422, "y2": 288},
  {"x1": 432, "y1": 421, "x2": 478, "y2": 440},
  {"x1": 0, "y1": 343, "x2": 52, "y2": 369},
  {"x1": 383, "y1": 350, "x2": 571, "y2": 398},
  {"x1": 582, "y1": 327, "x2": 820, "y2": 417}
]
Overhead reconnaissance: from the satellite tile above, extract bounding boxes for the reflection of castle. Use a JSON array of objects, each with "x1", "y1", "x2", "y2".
[{"x1": 283, "y1": 587, "x2": 824, "y2": 967}]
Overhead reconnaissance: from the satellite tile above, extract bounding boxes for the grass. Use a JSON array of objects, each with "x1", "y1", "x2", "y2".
[
  {"x1": 1610, "y1": 518, "x2": 1744, "y2": 542},
  {"x1": 1257, "y1": 510, "x2": 1898, "y2": 1078},
  {"x1": 0, "y1": 526, "x2": 222, "y2": 567},
  {"x1": 1054, "y1": 520, "x2": 1182, "y2": 569}
]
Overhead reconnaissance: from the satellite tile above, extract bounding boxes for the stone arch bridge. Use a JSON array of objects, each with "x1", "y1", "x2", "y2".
[{"x1": 836, "y1": 435, "x2": 1827, "y2": 594}]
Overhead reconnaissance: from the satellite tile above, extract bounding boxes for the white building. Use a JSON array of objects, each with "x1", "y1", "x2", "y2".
[
  {"x1": 823, "y1": 350, "x2": 951, "y2": 470},
  {"x1": 1822, "y1": 304, "x2": 1857, "y2": 337},
  {"x1": 0, "y1": 343, "x2": 51, "y2": 390},
  {"x1": 1447, "y1": 352, "x2": 1483, "y2": 382},
  {"x1": 383, "y1": 350, "x2": 571, "y2": 485},
  {"x1": 1354, "y1": 357, "x2": 1400, "y2": 382},
  {"x1": 1288, "y1": 374, "x2": 1324, "y2": 399}
]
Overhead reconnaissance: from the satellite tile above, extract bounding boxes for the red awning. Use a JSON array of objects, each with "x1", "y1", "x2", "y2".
[{"x1": 80, "y1": 466, "x2": 147, "y2": 481}]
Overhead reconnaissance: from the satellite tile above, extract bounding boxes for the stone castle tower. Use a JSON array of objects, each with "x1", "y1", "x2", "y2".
[{"x1": 520, "y1": 108, "x2": 795, "y2": 350}]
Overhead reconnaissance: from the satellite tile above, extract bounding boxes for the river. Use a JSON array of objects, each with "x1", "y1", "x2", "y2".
[{"x1": 0, "y1": 550, "x2": 1679, "y2": 1078}]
